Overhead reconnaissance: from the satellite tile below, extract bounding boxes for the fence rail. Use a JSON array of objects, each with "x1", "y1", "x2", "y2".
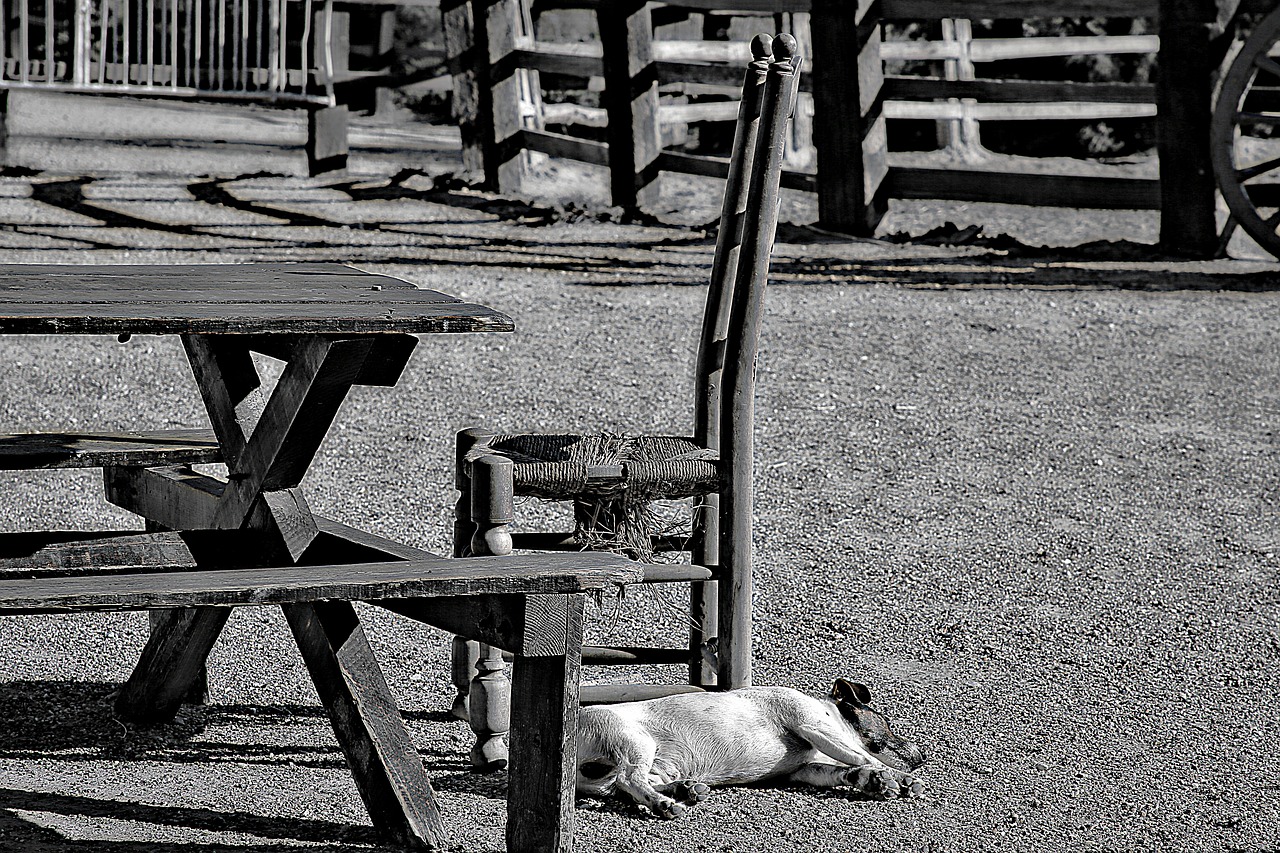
[
  {"x1": 0, "y1": 0, "x2": 337, "y2": 103},
  {"x1": 0, "y1": 0, "x2": 356, "y2": 173}
]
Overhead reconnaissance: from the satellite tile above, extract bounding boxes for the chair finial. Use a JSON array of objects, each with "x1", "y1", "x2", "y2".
[
  {"x1": 750, "y1": 33, "x2": 773, "y2": 61},
  {"x1": 772, "y1": 33, "x2": 798, "y2": 63}
]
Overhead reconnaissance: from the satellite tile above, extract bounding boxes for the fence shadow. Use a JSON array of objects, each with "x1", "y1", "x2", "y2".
[{"x1": 7, "y1": 168, "x2": 1280, "y2": 291}]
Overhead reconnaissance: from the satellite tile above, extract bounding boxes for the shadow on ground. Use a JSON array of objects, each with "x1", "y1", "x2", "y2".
[
  {"x1": 8, "y1": 167, "x2": 1280, "y2": 291},
  {"x1": 0, "y1": 680, "x2": 486, "y2": 850}
]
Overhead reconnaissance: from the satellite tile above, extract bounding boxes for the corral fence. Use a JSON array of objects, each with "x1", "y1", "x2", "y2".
[
  {"x1": 445, "y1": 0, "x2": 1263, "y2": 257},
  {"x1": 0, "y1": 0, "x2": 399, "y2": 172}
]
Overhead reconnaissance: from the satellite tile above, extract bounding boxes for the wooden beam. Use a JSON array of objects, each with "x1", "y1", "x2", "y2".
[
  {"x1": 887, "y1": 166, "x2": 1161, "y2": 209},
  {"x1": 284, "y1": 600, "x2": 445, "y2": 850},
  {"x1": 505, "y1": 594, "x2": 582, "y2": 853},
  {"x1": 811, "y1": 0, "x2": 886, "y2": 235},
  {"x1": 114, "y1": 605, "x2": 233, "y2": 724},
  {"x1": 0, "y1": 551, "x2": 640, "y2": 614},
  {"x1": 306, "y1": 105, "x2": 350, "y2": 176},
  {"x1": 484, "y1": 0, "x2": 535, "y2": 193},
  {"x1": 884, "y1": 76, "x2": 1156, "y2": 105},
  {"x1": 0, "y1": 429, "x2": 221, "y2": 470},
  {"x1": 520, "y1": 128, "x2": 611, "y2": 167},
  {"x1": 1157, "y1": 0, "x2": 1221, "y2": 257},
  {"x1": 442, "y1": 0, "x2": 487, "y2": 178},
  {"x1": 598, "y1": 0, "x2": 661, "y2": 211}
]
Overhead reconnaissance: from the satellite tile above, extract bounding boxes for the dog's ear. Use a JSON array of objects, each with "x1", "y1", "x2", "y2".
[{"x1": 832, "y1": 678, "x2": 873, "y2": 706}]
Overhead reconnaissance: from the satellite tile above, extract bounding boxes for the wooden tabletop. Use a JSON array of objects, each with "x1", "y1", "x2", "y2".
[{"x1": 0, "y1": 263, "x2": 513, "y2": 335}]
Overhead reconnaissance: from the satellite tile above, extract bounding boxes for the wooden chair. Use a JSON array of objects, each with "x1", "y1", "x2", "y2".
[{"x1": 451, "y1": 33, "x2": 802, "y2": 769}]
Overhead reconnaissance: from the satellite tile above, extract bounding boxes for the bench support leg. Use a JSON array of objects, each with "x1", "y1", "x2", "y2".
[
  {"x1": 115, "y1": 606, "x2": 232, "y2": 724},
  {"x1": 284, "y1": 600, "x2": 445, "y2": 850},
  {"x1": 507, "y1": 594, "x2": 584, "y2": 853}
]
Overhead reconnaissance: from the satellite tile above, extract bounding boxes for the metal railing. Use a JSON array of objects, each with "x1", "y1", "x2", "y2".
[{"x1": 0, "y1": 0, "x2": 334, "y2": 104}]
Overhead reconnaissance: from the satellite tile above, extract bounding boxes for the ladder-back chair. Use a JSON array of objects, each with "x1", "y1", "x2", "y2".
[{"x1": 451, "y1": 33, "x2": 801, "y2": 769}]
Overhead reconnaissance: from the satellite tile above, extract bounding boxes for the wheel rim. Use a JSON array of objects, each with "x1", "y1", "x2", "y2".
[{"x1": 1213, "y1": 8, "x2": 1280, "y2": 258}]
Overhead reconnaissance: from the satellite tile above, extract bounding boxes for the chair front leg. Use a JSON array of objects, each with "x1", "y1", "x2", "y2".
[{"x1": 460, "y1": 451, "x2": 516, "y2": 769}]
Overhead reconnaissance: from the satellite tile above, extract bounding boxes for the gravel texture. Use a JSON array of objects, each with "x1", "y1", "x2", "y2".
[{"x1": 0, "y1": 94, "x2": 1277, "y2": 852}]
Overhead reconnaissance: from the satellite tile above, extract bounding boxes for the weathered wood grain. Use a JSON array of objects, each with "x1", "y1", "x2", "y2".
[
  {"x1": 0, "y1": 264, "x2": 513, "y2": 335},
  {"x1": 284, "y1": 600, "x2": 445, "y2": 849},
  {"x1": 0, "y1": 529, "x2": 259, "y2": 574},
  {"x1": 0, "y1": 429, "x2": 221, "y2": 470},
  {"x1": 104, "y1": 465, "x2": 226, "y2": 531},
  {"x1": 114, "y1": 605, "x2": 233, "y2": 724},
  {"x1": 887, "y1": 166, "x2": 1161, "y2": 210},
  {"x1": 506, "y1": 594, "x2": 583, "y2": 853},
  {"x1": 599, "y1": 0, "x2": 661, "y2": 211},
  {"x1": 0, "y1": 520, "x2": 425, "y2": 576},
  {"x1": 0, "y1": 551, "x2": 641, "y2": 613}
]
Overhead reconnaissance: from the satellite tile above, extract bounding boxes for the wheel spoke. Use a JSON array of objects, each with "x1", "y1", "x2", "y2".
[
  {"x1": 1236, "y1": 111, "x2": 1280, "y2": 129},
  {"x1": 1237, "y1": 153, "x2": 1280, "y2": 181},
  {"x1": 1255, "y1": 53, "x2": 1280, "y2": 81}
]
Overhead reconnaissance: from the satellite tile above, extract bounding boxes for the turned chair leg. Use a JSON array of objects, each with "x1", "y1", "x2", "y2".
[
  {"x1": 454, "y1": 449, "x2": 517, "y2": 771},
  {"x1": 468, "y1": 643, "x2": 511, "y2": 770}
]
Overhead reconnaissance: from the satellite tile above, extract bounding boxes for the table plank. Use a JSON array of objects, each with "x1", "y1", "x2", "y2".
[
  {"x1": 0, "y1": 429, "x2": 222, "y2": 470},
  {"x1": 0, "y1": 551, "x2": 642, "y2": 613},
  {"x1": 0, "y1": 263, "x2": 513, "y2": 335}
]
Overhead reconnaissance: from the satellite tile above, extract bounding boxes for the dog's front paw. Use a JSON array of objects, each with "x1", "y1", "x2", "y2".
[
  {"x1": 901, "y1": 774, "x2": 926, "y2": 799},
  {"x1": 844, "y1": 766, "x2": 924, "y2": 800},
  {"x1": 652, "y1": 798, "x2": 688, "y2": 820},
  {"x1": 672, "y1": 780, "x2": 711, "y2": 805}
]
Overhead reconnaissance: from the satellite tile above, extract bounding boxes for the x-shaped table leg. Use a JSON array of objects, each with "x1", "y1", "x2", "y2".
[{"x1": 107, "y1": 333, "x2": 444, "y2": 849}]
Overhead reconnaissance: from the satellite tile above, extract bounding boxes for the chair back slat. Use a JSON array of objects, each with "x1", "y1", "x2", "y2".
[
  {"x1": 693, "y1": 34, "x2": 774, "y2": 451},
  {"x1": 714, "y1": 33, "x2": 801, "y2": 689}
]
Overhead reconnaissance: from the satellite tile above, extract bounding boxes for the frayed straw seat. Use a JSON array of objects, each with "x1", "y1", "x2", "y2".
[
  {"x1": 471, "y1": 434, "x2": 721, "y2": 500},
  {"x1": 449, "y1": 33, "x2": 802, "y2": 770}
]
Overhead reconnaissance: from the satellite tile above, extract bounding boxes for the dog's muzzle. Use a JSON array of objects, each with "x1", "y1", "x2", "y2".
[{"x1": 884, "y1": 737, "x2": 927, "y2": 771}]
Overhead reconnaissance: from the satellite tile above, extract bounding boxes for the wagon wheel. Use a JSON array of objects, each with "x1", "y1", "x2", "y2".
[{"x1": 1213, "y1": 7, "x2": 1280, "y2": 258}]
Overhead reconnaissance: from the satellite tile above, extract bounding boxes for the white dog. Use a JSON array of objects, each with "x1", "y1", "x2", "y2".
[{"x1": 575, "y1": 679, "x2": 926, "y2": 818}]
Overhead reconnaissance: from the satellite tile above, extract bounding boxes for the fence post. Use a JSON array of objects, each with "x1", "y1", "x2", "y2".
[
  {"x1": 810, "y1": 0, "x2": 886, "y2": 236},
  {"x1": 940, "y1": 18, "x2": 984, "y2": 160},
  {"x1": 598, "y1": 0, "x2": 661, "y2": 212},
  {"x1": 1157, "y1": 0, "x2": 1221, "y2": 257},
  {"x1": 442, "y1": 0, "x2": 487, "y2": 179},
  {"x1": 0, "y1": 91, "x2": 8, "y2": 165},
  {"x1": 443, "y1": 0, "x2": 525, "y2": 192}
]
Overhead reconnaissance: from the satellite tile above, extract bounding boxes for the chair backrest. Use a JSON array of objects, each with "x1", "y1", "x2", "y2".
[
  {"x1": 693, "y1": 33, "x2": 801, "y2": 454},
  {"x1": 687, "y1": 34, "x2": 799, "y2": 688}
]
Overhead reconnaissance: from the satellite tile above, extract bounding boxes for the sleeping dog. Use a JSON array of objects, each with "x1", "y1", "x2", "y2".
[{"x1": 576, "y1": 679, "x2": 926, "y2": 818}]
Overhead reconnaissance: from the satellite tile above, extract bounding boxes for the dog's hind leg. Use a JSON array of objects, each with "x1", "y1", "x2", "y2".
[
  {"x1": 614, "y1": 765, "x2": 695, "y2": 819},
  {"x1": 593, "y1": 733, "x2": 693, "y2": 819}
]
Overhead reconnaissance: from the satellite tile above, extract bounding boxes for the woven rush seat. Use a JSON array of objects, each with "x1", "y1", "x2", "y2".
[{"x1": 470, "y1": 434, "x2": 720, "y2": 501}]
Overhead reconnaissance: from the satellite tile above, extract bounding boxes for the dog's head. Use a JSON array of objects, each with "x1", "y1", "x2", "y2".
[{"x1": 831, "y1": 678, "x2": 927, "y2": 771}]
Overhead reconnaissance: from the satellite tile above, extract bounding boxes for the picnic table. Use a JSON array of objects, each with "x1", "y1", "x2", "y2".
[{"x1": 0, "y1": 263, "x2": 642, "y2": 852}]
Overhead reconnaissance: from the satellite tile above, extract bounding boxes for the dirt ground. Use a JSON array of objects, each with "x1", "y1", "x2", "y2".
[{"x1": 0, "y1": 91, "x2": 1277, "y2": 852}]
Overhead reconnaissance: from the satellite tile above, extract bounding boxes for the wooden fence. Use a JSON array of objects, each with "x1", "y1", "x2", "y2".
[
  {"x1": 445, "y1": 0, "x2": 1261, "y2": 256},
  {"x1": 0, "y1": 0, "x2": 408, "y2": 173}
]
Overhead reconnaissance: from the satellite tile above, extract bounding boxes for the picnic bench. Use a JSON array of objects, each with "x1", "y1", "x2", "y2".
[{"x1": 0, "y1": 262, "x2": 642, "y2": 852}]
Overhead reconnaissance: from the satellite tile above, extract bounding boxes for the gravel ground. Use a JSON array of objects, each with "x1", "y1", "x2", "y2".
[{"x1": 0, "y1": 94, "x2": 1277, "y2": 852}]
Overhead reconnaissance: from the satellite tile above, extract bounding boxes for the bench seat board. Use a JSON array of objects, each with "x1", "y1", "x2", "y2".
[
  {"x1": 0, "y1": 430, "x2": 223, "y2": 470},
  {"x1": 0, "y1": 550, "x2": 640, "y2": 613}
]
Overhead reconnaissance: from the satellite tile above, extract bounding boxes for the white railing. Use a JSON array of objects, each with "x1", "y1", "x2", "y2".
[{"x1": 0, "y1": 0, "x2": 334, "y2": 103}]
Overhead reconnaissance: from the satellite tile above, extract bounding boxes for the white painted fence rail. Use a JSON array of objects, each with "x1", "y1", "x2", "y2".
[{"x1": 0, "y1": 0, "x2": 335, "y2": 103}]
